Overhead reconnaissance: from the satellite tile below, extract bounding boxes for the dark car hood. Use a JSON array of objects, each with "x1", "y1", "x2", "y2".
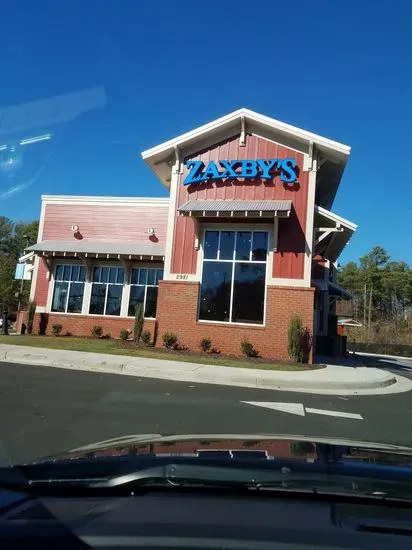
[{"x1": 31, "y1": 433, "x2": 412, "y2": 467}]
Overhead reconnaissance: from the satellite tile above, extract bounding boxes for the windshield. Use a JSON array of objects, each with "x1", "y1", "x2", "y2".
[{"x1": 1, "y1": 0, "x2": 412, "y2": 499}]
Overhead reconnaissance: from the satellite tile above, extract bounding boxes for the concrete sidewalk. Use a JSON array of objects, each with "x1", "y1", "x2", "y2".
[{"x1": 1, "y1": 343, "x2": 411, "y2": 396}]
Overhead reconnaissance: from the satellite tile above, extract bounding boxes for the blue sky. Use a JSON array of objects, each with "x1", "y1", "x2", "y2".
[{"x1": 1, "y1": 0, "x2": 411, "y2": 265}]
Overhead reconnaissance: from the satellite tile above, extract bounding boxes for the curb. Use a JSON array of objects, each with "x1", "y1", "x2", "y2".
[
  {"x1": 0, "y1": 343, "x2": 406, "y2": 396},
  {"x1": 353, "y1": 351, "x2": 412, "y2": 362}
]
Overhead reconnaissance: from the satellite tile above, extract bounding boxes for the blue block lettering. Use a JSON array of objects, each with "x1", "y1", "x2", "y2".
[
  {"x1": 202, "y1": 161, "x2": 220, "y2": 180},
  {"x1": 183, "y1": 160, "x2": 205, "y2": 185},
  {"x1": 240, "y1": 160, "x2": 258, "y2": 177},
  {"x1": 183, "y1": 157, "x2": 298, "y2": 185},
  {"x1": 219, "y1": 160, "x2": 239, "y2": 178},
  {"x1": 256, "y1": 159, "x2": 279, "y2": 179},
  {"x1": 280, "y1": 158, "x2": 297, "y2": 183}
]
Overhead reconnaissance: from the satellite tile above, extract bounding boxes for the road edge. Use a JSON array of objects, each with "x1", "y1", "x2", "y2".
[{"x1": 1, "y1": 343, "x2": 409, "y2": 396}]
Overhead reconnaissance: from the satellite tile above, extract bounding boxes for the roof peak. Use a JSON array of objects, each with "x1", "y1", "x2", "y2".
[{"x1": 142, "y1": 108, "x2": 350, "y2": 161}]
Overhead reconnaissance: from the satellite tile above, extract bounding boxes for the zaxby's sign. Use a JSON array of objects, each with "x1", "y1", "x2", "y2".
[{"x1": 183, "y1": 158, "x2": 298, "y2": 186}]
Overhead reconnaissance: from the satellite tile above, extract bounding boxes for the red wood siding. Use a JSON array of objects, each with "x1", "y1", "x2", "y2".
[
  {"x1": 42, "y1": 203, "x2": 168, "y2": 243},
  {"x1": 171, "y1": 134, "x2": 308, "y2": 279}
]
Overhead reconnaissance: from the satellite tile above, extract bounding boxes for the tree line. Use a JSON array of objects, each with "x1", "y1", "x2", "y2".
[
  {"x1": 0, "y1": 216, "x2": 39, "y2": 316},
  {"x1": 337, "y1": 246, "x2": 412, "y2": 344}
]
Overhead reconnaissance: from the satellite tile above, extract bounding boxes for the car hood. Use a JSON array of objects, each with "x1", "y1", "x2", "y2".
[{"x1": 31, "y1": 433, "x2": 412, "y2": 467}]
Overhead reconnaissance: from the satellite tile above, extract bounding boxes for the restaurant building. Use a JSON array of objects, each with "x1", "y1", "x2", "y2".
[{"x1": 22, "y1": 109, "x2": 357, "y2": 361}]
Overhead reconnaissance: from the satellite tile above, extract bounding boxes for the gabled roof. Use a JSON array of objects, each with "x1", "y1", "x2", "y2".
[{"x1": 141, "y1": 108, "x2": 351, "y2": 200}]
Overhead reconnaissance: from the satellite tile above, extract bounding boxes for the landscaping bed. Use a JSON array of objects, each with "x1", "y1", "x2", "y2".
[{"x1": 0, "y1": 335, "x2": 323, "y2": 371}]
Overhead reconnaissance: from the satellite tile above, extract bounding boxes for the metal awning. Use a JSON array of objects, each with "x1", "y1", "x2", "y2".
[
  {"x1": 338, "y1": 317, "x2": 362, "y2": 327},
  {"x1": 27, "y1": 240, "x2": 165, "y2": 260},
  {"x1": 178, "y1": 199, "x2": 292, "y2": 217}
]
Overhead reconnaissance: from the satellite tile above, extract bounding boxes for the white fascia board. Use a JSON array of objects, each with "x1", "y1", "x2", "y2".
[
  {"x1": 141, "y1": 109, "x2": 245, "y2": 159},
  {"x1": 241, "y1": 109, "x2": 351, "y2": 156},
  {"x1": 41, "y1": 195, "x2": 170, "y2": 207},
  {"x1": 315, "y1": 205, "x2": 357, "y2": 232},
  {"x1": 141, "y1": 108, "x2": 351, "y2": 160}
]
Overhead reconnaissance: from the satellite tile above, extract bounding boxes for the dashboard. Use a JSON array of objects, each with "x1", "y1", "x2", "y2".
[{"x1": 2, "y1": 489, "x2": 412, "y2": 549}]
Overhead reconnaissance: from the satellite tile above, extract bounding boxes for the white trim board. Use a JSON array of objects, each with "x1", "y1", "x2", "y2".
[
  {"x1": 29, "y1": 198, "x2": 47, "y2": 302},
  {"x1": 42, "y1": 195, "x2": 170, "y2": 207},
  {"x1": 163, "y1": 165, "x2": 180, "y2": 279},
  {"x1": 303, "y1": 166, "x2": 317, "y2": 288},
  {"x1": 315, "y1": 204, "x2": 357, "y2": 231},
  {"x1": 142, "y1": 108, "x2": 351, "y2": 160},
  {"x1": 268, "y1": 278, "x2": 310, "y2": 288}
]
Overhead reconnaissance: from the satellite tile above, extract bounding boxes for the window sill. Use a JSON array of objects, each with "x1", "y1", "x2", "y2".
[
  {"x1": 51, "y1": 311, "x2": 83, "y2": 315},
  {"x1": 48, "y1": 311, "x2": 157, "y2": 320},
  {"x1": 126, "y1": 316, "x2": 156, "y2": 321},
  {"x1": 197, "y1": 320, "x2": 266, "y2": 329}
]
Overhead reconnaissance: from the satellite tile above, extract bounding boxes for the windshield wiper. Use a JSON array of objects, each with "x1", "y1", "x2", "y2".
[
  {"x1": 6, "y1": 464, "x2": 285, "y2": 490},
  {"x1": 5, "y1": 463, "x2": 412, "y2": 502}
]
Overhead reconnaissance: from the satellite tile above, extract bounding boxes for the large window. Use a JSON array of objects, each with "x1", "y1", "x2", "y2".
[
  {"x1": 52, "y1": 264, "x2": 86, "y2": 313},
  {"x1": 199, "y1": 230, "x2": 268, "y2": 325},
  {"x1": 128, "y1": 267, "x2": 163, "y2": 318},
  {"x1": 89, "y1": 266, "x2": 125, "y2": 316}
]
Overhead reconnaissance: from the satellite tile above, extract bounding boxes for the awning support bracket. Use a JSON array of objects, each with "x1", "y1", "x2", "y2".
[
  {"x1": 78, "y1": 255, "x2": 94, "y2": 282},
  {"x1": 119, "y1": 258, "x2": 133, "y2": 284},
  {"x1": 315, "y1": 225, "x2": 344, "y2": 246},
  {"x1": 42, "y1": 255, "x2": 55, "y2": 280}
]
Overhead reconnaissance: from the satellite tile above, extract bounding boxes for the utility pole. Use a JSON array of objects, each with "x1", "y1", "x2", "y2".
[{"x1": 368, "y1": 284, "x2": 373, "y2": 343}]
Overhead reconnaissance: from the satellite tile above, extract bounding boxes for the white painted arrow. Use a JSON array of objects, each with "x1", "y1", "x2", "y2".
[{"x1": 242, "y1": 401, "x2": 363, "y2": 420}]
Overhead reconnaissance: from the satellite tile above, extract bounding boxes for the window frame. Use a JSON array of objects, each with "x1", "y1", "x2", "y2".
[
  {"x1": 48, "y1": 261, "x2": 164, "y2": 319},
  {"x1": 127, "y1": 267, "x2": 163, "y2": 319},
  {"x1": 89, "y1": 266, "x2": 125, "y2": 317},
  {"x1": 198, "y1": 226, "x2": 271, "y2": 327},
  {"x1": 51, "y1": 263, "x2": 86, "y2": 314}
]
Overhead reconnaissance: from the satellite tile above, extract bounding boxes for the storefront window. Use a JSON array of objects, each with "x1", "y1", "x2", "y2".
[
  {"x1": 52, "y1": 264, "x2": 86, "y2": 313},
  {"x1": 128, "y1": 268, "x2": 163, "y2": 317},
  {"x1": 199, "y1": 230, "x2": 268, "y2": 325},
  {"x1": 89, "y1": 266, "x2": 124, "y2": 316}
]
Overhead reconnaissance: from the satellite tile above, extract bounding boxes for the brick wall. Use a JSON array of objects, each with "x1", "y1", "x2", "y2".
[
  {"x1": 16, "y1": 310, "x2": 27, "y2": 333},
  {"x1": 31, "y1": 313, "x2": 156, "y2": 340},
  {"x1": 156, "y1": 281, "x2": 315, "y2": 362}
]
